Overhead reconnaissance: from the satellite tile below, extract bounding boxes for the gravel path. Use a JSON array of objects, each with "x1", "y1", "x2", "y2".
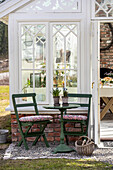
[{"x1": 3, "y1": 142, "x2": 113, "y2": 165}]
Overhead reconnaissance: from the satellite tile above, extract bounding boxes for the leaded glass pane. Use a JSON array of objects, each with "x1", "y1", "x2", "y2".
[
  {"x1": 66, "y1": 70, "x2": 77, "y2": 88},
  {"x1": 96, "y1": 10, "x2": 106, "y2": 17},
  {"x1": 95, "y1": 0, "x2": 113, "y2": 17},
  {"x1": 60, "y1": 26, "x2": 70, "y2": 36},
  {"x1": 34, "y1": 70, "x2": 46, "y2": 101},
  {"x1": 17, "y1": 0, "x2": 81, "y2": 13},
  {"x1": 66, "y1": 70, "x2": 77, "y2": 99},
  {"x1": 21, "y1": 33, "x2": 33, "y2": 69},
  {"x1": 35, "y1": 34, "x2": 46, "y2": 67},
  {"x1": 53, "y1": 69, "x2": 65, "y2": 88},
  {"x1": 52, "y1": 23, "x2": 78, "y2": 91},
  {"x1": 21, "y1": 24, "x2": 47, "y2": 102},
  {"x1": 108, "y1": 9, "x2": 113, "y2": 16},
  {"x1": 22, "y1": 71, "x2": 33, "y2": 94},
  {"x1": 53, "y1": 32, "x2": 64, "y2": 69},
  {"x1": 66, "y1": 32, "x2": 77, "y2": 69}
]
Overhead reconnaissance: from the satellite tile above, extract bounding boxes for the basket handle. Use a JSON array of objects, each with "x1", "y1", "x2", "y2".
[{"x1": 77, "y1": 136, "x2": 92, "y2": 143}]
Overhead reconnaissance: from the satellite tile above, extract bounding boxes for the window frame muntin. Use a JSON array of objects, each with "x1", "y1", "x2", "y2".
[
  {"x1": 19, "y1": 22, "x2": 49, "y2": 104},
  {"x1": 50, "y1": 21, "x2": 80, "y2": 98}
]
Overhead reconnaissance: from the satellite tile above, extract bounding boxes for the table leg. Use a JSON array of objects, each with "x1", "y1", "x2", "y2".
[
  {"x1": 100, "y1": 97, "x2": 113, "y2": 120},
  {"x1": 102, "y1": 97, "x2": 113, "y2": 113},
  {"x1": 53, "y1": 109, "x2": 75, "y2": 154}
]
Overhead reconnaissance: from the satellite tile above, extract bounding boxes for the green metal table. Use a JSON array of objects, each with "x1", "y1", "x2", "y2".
[{"x1": 43, "y1": 104, "x2": 80, "y2": 154}]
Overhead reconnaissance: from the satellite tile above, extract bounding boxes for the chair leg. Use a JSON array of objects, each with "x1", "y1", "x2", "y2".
[
  {"x1": 43, "y1": 134, "x2": 49, "y2": 147},
  {"x1": 33, "y1": 122, "x2": 50, "y2": 147},
  {"x1": 40, "y1": 122, "x2": 49, "y2": 147},
  {"x1": 18, "y1": 126, "x2": 31, "y2": 150},
  {"x1": 19, "y1": 132, "x2": 29, "y2": 150},
  {"x1": 32, "y1": 135, "x2": 40, "y2": 146}
]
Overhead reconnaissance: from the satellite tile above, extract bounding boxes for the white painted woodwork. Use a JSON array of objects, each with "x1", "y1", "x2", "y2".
[{"x1": 0, "y1": 0, "x2": 99, "y2": 144}]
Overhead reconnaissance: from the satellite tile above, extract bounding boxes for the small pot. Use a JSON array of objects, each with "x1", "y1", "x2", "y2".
[
  {"x1": 53, "y1": 96, "x2": 60, "y2": 106},
  {"x1": 62, "y1": 96, "x2": 68, "y2": 106},
  {"x1": 0, "y1": 129, "x2": 9, "y2": 143}
]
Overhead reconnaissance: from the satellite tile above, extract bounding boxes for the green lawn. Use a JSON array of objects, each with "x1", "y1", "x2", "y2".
[
  {"x1": 0, "y1": 86, "x2": 10, "y2": 132},
  {"x1": 0, "y1": 158, "x2": 112, "y2": 170},
  {"x1": 0, "y1": 86, "x2": 112, "y2": 169}
]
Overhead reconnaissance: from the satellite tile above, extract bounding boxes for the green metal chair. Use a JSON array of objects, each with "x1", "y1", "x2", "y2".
[
  {"x1": 62, "y1": 93, "x2": 92, "y2": 145},
  {"x1": 12, "y1": 93, "x2": 52, "y2": 150}
]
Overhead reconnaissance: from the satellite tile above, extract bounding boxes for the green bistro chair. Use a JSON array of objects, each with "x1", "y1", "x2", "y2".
[
  {"x1": 62, "y1": 93, "x2": 92, "y2": 145},
  {"x1": 12, "y1": 93, "x2": 53, "y2": 150}
]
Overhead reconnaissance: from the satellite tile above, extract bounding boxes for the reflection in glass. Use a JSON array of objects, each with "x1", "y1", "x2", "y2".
[
  {"x1": 52, "y1": 23, "x2": 78, "y2": 90},
  {"x1": 21, "y1": 24, "x2": 47, "y2": 102},
  {"x1": 95, "y1": 0, "x2": 113, "y2": 17},
  {"x1": 66, "y1": 70, "x2": 77, "y2": 96},
  {"x1": 34, "y1": 70, "x2": 46, "y2": 88},
  {"x1": 21, "y1": 24, "x2": 46, "y2": 69},
  {"x1": 66, "y1": 32, "x2": 77, "y2": 69},
  {"x1": 35, "y1": 35, "x2": 46, "y2": 67},
  {"x1": 22, "y1": 71, "x2": 33, "y2": 94},
  {"x1": 22, "y1": 70, "x2": 46, "y2": 102},
  {"x1": 66, "y1": 70, "x2": 77, "y2": 88},
  {"x1": 53, "y1": 32, "x2": 64, "y2": 69},
  {"x1": 34, "y1": 70, "x2": 46, "y2": 102},
  {"x1": 53, "y1": 70, "x2": 65, "y2": 88}
]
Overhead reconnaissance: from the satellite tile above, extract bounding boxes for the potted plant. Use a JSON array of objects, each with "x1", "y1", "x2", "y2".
[
  {"x1": 62, "y1": 88, "x2": 68, "y2": 106},
  {"x1": 22, "y1": 78, "x2": 30, "y2": 101},
  {"x1": 52, "y1": 87, "x2": 61, "y2": 106},
  {"x1": 22, "y1": 78, "x2": 30, "y2": 93}
]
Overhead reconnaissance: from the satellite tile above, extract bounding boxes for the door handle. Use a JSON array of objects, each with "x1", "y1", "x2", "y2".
[{"x1": 92, "y1": 82, "x2": 94, "y2": 89}]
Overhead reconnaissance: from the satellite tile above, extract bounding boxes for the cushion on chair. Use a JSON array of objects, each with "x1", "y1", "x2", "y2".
[
  {"x1": 59, "y1": 115, "x2": 87, "y2": 120},
  {"x1": 19, "y1": 115, "x2": 53, "y2": 122}
]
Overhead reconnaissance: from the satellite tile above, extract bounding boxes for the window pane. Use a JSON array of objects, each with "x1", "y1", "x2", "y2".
[
  {"x1": 22, "y1": 70, "x2": 46, "y2": 102},
  {"x1": 35, "y1": 26, "x2": 46, "y2": 68},
  {"x1": 21, "y1": 24, "x2": 46, "y2": 69},
  {"x1": 34, "y1": 70, "x2": 46, "y2": 102},
  {"x1": 52, "y1": 23, "x2": 78, "y2": 90},
  {"x1": 66, "y1": 32, "x2": 77, "y2": 69},
  {"x1": 22, "y1": 71, "x2": 33, "y2": 94},
  {"x1": 66, "y1": 70, "x2": 77, "y2": 91},
  {"x1": 21, "y1": 24, "x2": 47, "y2": 102},
  {"x1": 53, "y1": 32, "x2": 64, "y2": 69},
  {"x1": 53, "y1": 69, "x2": 65, "y2": 88},
  {"x1": 21, "y1": 33, "x2": 33, "y2": 69},
  {"x1": 35, "y1": 36, "x2": 46, "y2": 68}
]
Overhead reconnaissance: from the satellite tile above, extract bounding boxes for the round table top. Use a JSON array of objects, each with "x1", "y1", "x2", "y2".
[{"x1": 43, "y1": 104, "x2": 80, "y2": 110}]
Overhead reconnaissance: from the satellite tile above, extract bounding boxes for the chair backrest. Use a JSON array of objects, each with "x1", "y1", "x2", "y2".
[
  {"x1": 67, "y1": 93, "x2": 92, "y2": 131},
  {"x1": 12, "y1": 93, "x2": 39, "y2": 122}
]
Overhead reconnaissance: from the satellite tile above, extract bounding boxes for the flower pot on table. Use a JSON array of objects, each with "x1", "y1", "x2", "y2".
[
  {"x1": 53, "y1": 96, "x2": 60, "y2": 106},
  {"x1": 62, "y1": 96, "x2": 68, "y2": 106}
]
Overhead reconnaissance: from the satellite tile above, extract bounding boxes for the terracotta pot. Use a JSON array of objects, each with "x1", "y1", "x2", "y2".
[
  {"x1": 53, "y1": 96, "x2": 60, "y2": 106},
  {"x1": 62, "y1": 96, "x2": 68, "y2": 106}
]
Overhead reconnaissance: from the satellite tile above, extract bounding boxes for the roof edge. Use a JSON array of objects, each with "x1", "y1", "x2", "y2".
[{"x1": 0, "y1": 0, "x2": 33, "y2": 18}]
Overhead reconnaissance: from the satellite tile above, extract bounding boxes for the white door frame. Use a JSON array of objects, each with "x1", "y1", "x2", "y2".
[{"x1": 91, "y1": 21, "x2": 100, "y2": 145}]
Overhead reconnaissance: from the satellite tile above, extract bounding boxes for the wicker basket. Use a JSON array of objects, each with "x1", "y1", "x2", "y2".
[{"x1": 75, "y1": 136, "x2": 95, "y2": 156}]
